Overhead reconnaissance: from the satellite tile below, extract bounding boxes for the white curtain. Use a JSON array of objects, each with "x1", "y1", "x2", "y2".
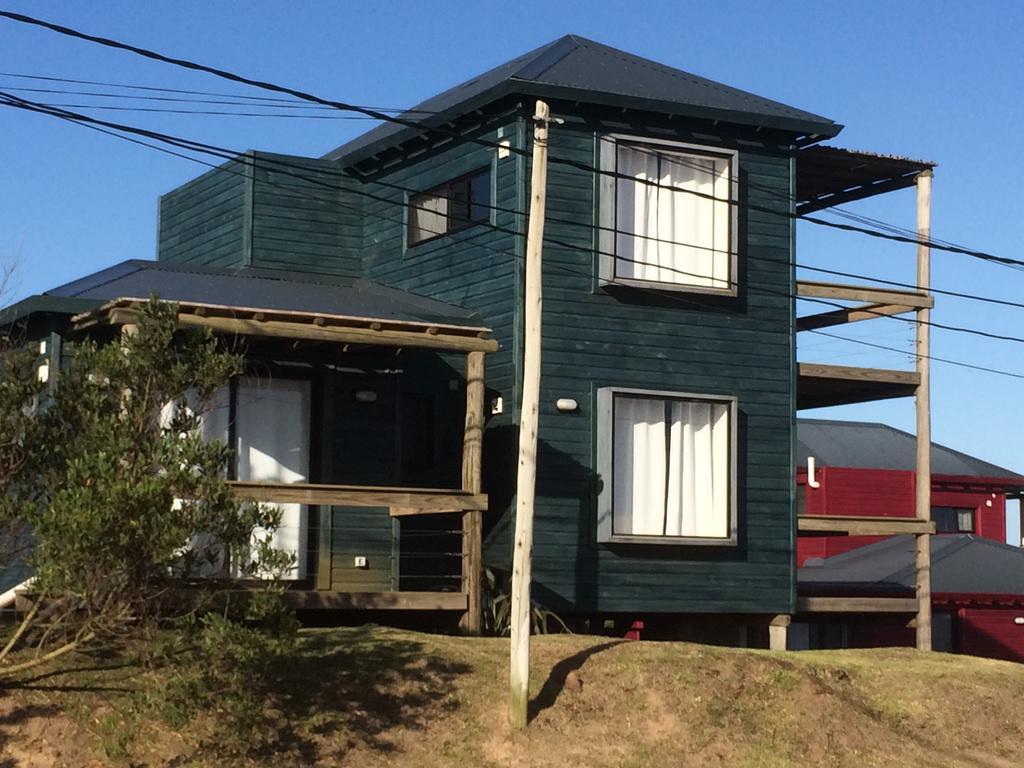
[
  {"x1": 234, "y1": 376, "x2": 310, "y2": 580},
  {"x1": 613, "y1": 396, "x2": 729, "y2": 538},
  {"x1": 409, "y1": 192, "x2": 448, "y2": 243},
  {"x1": 615, "y1": 144, "x2": 730, "y2": 289}
]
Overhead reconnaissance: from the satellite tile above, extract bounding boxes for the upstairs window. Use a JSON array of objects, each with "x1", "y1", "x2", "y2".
[
  {"x1": 932, "y1": 506, "x2": 974, "y2": 533},
  {"x1": 599, "y1": 136, "x2": 737, "y2": 292},
  {"x1": 408, "y1": 167, "x2": 491, "y2": 246},
  {"x1": 597, "y1": 387, "x2": 736, "y2": 544}
]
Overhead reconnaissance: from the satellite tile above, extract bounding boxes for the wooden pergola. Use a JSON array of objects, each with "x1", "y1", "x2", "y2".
[
  {"x1": 73, "y1": 297, "x2": 496, "y2": 633},
  {"x1": 791, "y1": 156, "x2": 936, "y2": 649}
]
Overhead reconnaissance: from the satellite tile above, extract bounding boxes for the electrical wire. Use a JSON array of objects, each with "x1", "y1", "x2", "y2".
[
  {"x1": 10, "y1": 85, "x2": 1020, "y2": 312},
  {"x1": 6, "y1": 88, "x2": 1024, "y2": 352},
  {"x1": 5, "y1": 8, "x2": 1024, "y2": 273},
  {"x1": 4, "y1": 91, "x2": 1024, "y2": 388}
]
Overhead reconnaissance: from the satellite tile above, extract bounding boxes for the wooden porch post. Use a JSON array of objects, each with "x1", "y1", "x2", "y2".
[
  {"x1": 914, "y1": 169, "x2": 933, "y2": 651},
  {"x1": 460, "y1": 349, "x2": 486, "y2": 634}
]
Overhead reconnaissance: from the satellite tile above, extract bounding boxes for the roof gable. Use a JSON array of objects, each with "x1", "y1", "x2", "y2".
[
  {"x1": 799, "y1": 535, "x2": 1024, "y2": 595},
  {"x1": 7, "y1": 260, "x2": 483, "y2": 329},
  {"x1": 797, "y1": 418, "x2": 1023, "y2": 481},
  {"x1": 324, "y1": 34, "x2": 841, "y2": 166}
]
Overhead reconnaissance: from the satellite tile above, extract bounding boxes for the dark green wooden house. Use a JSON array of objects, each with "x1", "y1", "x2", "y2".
[{"x1": 2, "y1": 36, "x2": 937, "y2": 644}]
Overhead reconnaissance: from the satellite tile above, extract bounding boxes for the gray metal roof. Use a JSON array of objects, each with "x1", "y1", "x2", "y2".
[
  {"x1": 799, "y1": 535, "x2": 1024, "y2": 596},
  {"x1": 23, "y1": 260, "x2": 483, "y2": 328},
  {"x1": 797, "y1": 418, "x2": 1022, "y2": 480},
  {"x1": 324, "y1": 35, "x2": 841, "y2": 166}
]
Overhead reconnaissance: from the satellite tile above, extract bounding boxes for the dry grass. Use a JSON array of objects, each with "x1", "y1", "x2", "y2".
[{"x1": 2, "y1": 626, "x2": 1024, "y2": 767}]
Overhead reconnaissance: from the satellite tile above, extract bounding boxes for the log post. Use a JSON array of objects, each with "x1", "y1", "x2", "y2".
[
  {"x1": 914, "y1": 168, "x2": 933, "y2": 651},
  {"x1": 510, "y1": 99, "x2": 551, "y2": 729},
  {"x1": 460, "y1": 350, "x2": 485, "y2": 634}
]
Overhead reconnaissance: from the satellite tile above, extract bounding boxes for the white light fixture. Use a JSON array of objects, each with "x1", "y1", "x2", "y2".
[
  {"x1": 555, "y1": 398, "x2": 578, "y2": 413},
  {"x1": 1015, "y1": 617, "x2": 1024, "y2": 626},
  {"x1": 354, "y1": 390, "x2": 378, "y2": 403}
]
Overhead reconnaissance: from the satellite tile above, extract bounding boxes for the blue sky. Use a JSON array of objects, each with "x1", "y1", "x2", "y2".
[{"x1": 1, "y1": 1, "x2": 1021, "y2": 539}]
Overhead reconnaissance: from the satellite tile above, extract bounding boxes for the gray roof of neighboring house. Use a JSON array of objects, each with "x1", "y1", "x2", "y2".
[
  {"x1": 3, "y1": 260, "x2": 483, "y2": 328},
  {"x1": 323, "y1": 35, "x2": 842, "y2": 166},
  {"x1": 799, "y1": 534, "x2": 1024, "y2": 596},
  {"x1": 797, "y1": 418, "x2": 1022, "y2": 480}
]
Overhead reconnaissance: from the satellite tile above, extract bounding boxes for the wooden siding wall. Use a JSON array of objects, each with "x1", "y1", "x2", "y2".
[
  {"x1": 516, "y1": 107, "x2": 797, "y2": 615},
  {"x1": 158, "y1": 158, "x2": 249, "y2": 267},
  {"x1": 249, "y1": 152, "x2": 362, "y2": 275},
  {"x1": 158, "y1": 151, "x2": 362, "y2": 275},
  {"x1": 352, "y1": 117, "x2": 524, "y2": 566}
]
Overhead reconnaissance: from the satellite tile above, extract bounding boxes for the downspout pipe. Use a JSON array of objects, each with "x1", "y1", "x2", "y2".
[{"x1": 807, "y1": 456, "x2": 821, "y2": 489}]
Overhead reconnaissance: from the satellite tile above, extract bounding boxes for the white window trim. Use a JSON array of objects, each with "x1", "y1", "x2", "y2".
[
  {"x1": 596, "y1": 386, "x2": 738, "y2": 546},
  {"x1": 598, "y1": 134, "x2": 739, "y2": 297}
]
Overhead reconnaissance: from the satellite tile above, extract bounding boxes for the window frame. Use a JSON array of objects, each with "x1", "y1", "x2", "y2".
[
  {"x1": 931, "y1": 506, "x2": 975, "y2": 534},
  {"x1": 596, "y1": 386, "x2": 738, "y2": 546},
  {"x1": 597, "y1": 134, "x2": 739, "y2": 297},
  {"x1": 406, "y1": 166, "x2": 493, "y2": 247}
]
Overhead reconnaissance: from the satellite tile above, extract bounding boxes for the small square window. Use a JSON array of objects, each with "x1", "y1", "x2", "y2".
[
  {"x1": 596, "y1": 387, "x2": 736, "y2": 544},
  {"x1": 599, "y1": 136, "x2": 737, "y2": 293},
  {"x1": 932, "y1": 506, "x2": 975, "y2": 533},
  {"x1": 408, "y1": 167, "x2": 491, "y2": 246}
]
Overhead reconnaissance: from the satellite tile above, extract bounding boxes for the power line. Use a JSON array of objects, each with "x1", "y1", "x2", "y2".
[
  {"x1": 10, "y1": 86, "x2": 1019, "y2": 311},
  {"x1": 24, "y1": 100, "x2": 388, "y2": 120},
  {"x1": 6, "y1": 8, "x2": 1024, "y2": 274},
  {"x1": 5, "y1": 90, "x2": 1024, "y2": 385},
  {"x1": 0, "y1": 71, "x2": 436, "y2": 112},
  {"x1": 7, "y1": 69, "x2": 991, "y2": 275},
  {"x1": 7, "y1": 89, "x2": 1024, "y2": 351},
  {"x1": 807, "y1": 330, "x2": 1024, "y2": 382}
]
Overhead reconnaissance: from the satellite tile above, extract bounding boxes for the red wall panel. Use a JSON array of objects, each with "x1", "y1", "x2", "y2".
[{"x1": 959, "y1": 608, "x2": 1024, "y2": 663}]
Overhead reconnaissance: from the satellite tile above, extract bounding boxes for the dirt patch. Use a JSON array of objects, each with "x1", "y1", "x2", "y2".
[{"x1": 3, "y1": 628, "x2": 1024, "y2": 766}]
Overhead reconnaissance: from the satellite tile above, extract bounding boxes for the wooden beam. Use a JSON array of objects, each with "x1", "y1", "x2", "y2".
[
  {"x1": 797, "y1": 363, "x2": 920, "y2": 409},
  {"x1": 915, "y1": 168, "x2": 934, "y2": 652},
  {"x1": 316, "y1": 506, "x2": 332, "y2": 591},
  {"x1": 283, "y1": 590, "x2": 468, "y2": 611},
  {"x1": 796, "y1": 596, "x2": 918, "y2": 614},
  {"x1": 797, "y1": 363, "x2": 920, "y2": 386},
  {"x1": 798, "y1": 515, "x2": 936, "y2": 535},
  {"x1": 103, "y1": 307, "x2": 498, "y2": 353},
  {"x1": 460, "y1": 350, "x2": 485, "y2": 636},
  {"x1": 796, "y1": 280, "x2": 933, "y2": 308},
  {"x1": 228, "y1": 481, "x2": 487, "y2": 511},
  {"x1": 796, "y1": 302, "x2": 918, "y2": 332},
  {"x1": 389, "y1": 506, "x2": 466, "y2": 517}
]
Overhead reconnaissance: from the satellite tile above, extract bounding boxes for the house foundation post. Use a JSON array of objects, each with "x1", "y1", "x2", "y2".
[
  {"x1": 460, "y1": 350, "x2": 485, "y2": 634},
  {"x1": 914, "y1": 169, "x2": 933, "y2": 651},
  {"x1": 769, "y1": 614, "x2": 790, "y2": 651}
]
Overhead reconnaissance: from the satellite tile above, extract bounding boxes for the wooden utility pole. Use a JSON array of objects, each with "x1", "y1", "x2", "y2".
[
  {"x1": 509, "y1": 99, "x2": 551, "y2": 729},
  {"x1": 914, "y1": 168, "x2": 933, "y2": 651}
]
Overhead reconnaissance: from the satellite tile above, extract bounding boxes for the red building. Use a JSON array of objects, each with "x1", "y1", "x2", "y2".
[{"x1": 793, "y1": 419, "x2": 1024, "y2": 661}]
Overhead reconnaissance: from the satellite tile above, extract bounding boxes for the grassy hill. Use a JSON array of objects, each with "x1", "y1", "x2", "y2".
[{"x1": 2, "y1": 625, "x2": 1023, "y2": 767}]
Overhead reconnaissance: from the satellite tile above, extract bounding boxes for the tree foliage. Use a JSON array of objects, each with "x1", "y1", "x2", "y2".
[{"x1": 0, "y1": 298, "x2": 296, "y2": 677}]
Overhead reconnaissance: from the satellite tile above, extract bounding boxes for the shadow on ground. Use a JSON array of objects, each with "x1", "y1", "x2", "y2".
[
  {"x1": 0, "y1": 699, "x2": 61, "y2": 768},
  {"x1": 529, "y1": 640, "x2": 622, "y2": 723},
  {"x1": 263, "y1": 629, "x2": 473, "y2": 763}
]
